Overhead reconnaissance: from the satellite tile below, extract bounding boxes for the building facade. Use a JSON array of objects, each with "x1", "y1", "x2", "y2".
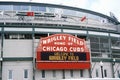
[{"x1": 0, "y1": 1, "x2": 120, "y2": 80}]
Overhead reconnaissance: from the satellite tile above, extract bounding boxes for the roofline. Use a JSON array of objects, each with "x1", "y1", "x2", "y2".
[{"x1": 0, "y1": 1, "x2": 120, "y2": 24}]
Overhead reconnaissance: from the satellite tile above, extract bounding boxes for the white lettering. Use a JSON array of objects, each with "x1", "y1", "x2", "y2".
[
  {"x1": 69, "y1": 47, "x2": 84, "y2": 52},
  {"x1": 68, "y1": 36, "x2": 84, "y2": 46},
  {"x1": 42, "y1": 46, "x2": 68, "y2": 52},
  {"x1": 42, "y1": 35, "x2": 66, "y2": 44}
]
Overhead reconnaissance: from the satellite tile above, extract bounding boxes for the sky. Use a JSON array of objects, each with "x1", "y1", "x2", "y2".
[{"x1": 0, "y1": 0, "x2": 120, "y2": 21}]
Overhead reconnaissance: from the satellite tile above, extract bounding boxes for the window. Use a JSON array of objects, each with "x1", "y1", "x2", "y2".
[
  {"x1": 90, "y1": 36, "x2": 110, "y2": 58},
  {"x1": 70, "y1": 70, "x2": 73, "y2": 77},
  {"x1": 77, "y1": 35, "x2": 86, "y2": 40},
  {"x1": 42, "y1": 70, "x2": 45, "y2": 78},
  {"x1": 24, "y1": 69, "x2": 28, "y2": 78},
  {"x1": 31, "y1": 6, "x2": 46, "y2": 12},
  {"x1": 53, "y1": 70, "x2": 56, "y2": 78},
  {"x1": 8, "y1": 70, "x2": 13, "y2": 80},
  {"x1": 13, "y1": 5, "x2": 29, "y2": 11},
  {"x1": 80, "y1": 70, "x2": 83, "y2": 77},
  {"x1": 21, "y1": 5, "x2": 29, "y2": 11},
  {"x1": 13, "y1": 5, "x2": 21, "y2": 11},
  {"x1": 35, "y1": 34, "x2": 47, "y2": 39},
  {"x1": 46, "y1": 7, "x2": 55, "y2": 13},
  {"x1": 39, "y1": 7, "x2": 46, "y2": 12},
  {"x1": 0, "y1": 5, "x2": 12, "y2": 10},
  {"x1": 104, "y1": 69, "x2": 107, "y2": 77},
  {"x1": 5, "y1": 34, "x2": 19, "y2": 39},
  {"x1": 31, "y1": 6, "x2": 39, "y2": 11},
  {"x1": 96, "y1": 69, "x2": 99, "y2": 77},
  {"x1": 24, "y1": 34, "x2": 32, "y2": 39},
  {"x1": 63, "y1": 9, "x2": 76, "y2": 16},
  {"x1": 5, "y1": 34, "x2": 32, "y2": 39}
]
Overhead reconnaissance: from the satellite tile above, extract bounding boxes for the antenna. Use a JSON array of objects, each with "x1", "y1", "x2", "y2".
[{"x1": 110, "y1": 12, "x2": 118, "y2": 21}]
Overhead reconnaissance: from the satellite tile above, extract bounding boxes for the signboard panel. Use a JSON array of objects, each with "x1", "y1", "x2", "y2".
[
  {"x1": 36, "y1": 34, "x2": 91, "y2": 70},
  {"x1": 41, "y1": 52, "x2": 87, "y2": 61}
]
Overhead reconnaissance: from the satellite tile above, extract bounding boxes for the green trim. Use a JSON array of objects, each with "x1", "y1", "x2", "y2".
[
  {"x1": 89, "y1": 35, "x2": 109, "y2": 38},
  {"x1": 0, "y1": 24, "x2": 119, "y2": 34},
  {"x1": 2, "y1": 57, "x2": 120, "y2": 63},
  {"x1": 3, "y1": 57, "x2": 33, "y2": 61},
  {"x1": 4, "y1": 31, "x2": 33, "y2": 34},
  {"x1": 92, "y1": 58, "x2": 111, "y2": 62},
  {"x1": 91, "y1": 58, "x2": 120, "y2": 63}
]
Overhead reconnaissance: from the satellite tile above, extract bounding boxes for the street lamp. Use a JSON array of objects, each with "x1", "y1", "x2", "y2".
[
  {"x1": 112, "y1": 58, "x2": 116, "y2": 65},
  {"x1": 112, "y1": 58, "x2": 116, "y2": 78},
  {"x1": 100, "y1": 61, "x2": 104, "y2": 78}
]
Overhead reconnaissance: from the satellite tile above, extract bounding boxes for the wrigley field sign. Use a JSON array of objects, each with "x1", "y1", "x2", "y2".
[{"x1": 36, "y1": 34, "x2": 91, "y2": 70}]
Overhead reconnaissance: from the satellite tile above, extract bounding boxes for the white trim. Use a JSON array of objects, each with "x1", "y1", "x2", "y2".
[
  {"x1": 4, "y1": 28, "x2": 32, "y2": 31},
  {"x1": 63, "y1": 29, "x2": 87, "y2": 34},
  {"x1": 35, "y1": 28, "x2": 61, "y2": 32},
  {"x1": 110, "y1": 33, "x2": 120, "y2": 37},
  {"x1": 88, "y1": 31, "x2": 108, "y2": 36}
]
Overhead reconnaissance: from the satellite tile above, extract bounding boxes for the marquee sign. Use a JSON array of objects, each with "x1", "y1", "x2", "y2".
[{"x1": 36, "y1": 34, "x2": 91, "y2": 70}]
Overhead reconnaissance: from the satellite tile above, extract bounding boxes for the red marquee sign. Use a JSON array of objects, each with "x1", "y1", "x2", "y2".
[{"x1": 36, "y1": 34, "x2": 91, "y2": 70}]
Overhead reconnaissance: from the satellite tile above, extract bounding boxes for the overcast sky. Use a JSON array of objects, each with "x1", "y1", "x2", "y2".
[{"x1": 1, "y1": 0, "x2": 120, "y2": 21}]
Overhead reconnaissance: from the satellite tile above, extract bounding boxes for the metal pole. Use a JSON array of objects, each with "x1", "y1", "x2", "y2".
[
  {"x1": 0, "y1": 27, "x2": 4, "y2": 80},
  {"x1": 112, "y1": 59, "x2": 115, "y2": 78},
  {"x1": 86, "y1": 30, "x2": 92, "y2": 78},
  {"x1": 109, "y1": 33, "x2": 115, "y2": 78},
  {"x1": 62, "y1": 70, "x2": 65, "y2": 79},
  {"x1": 32, "y1": 27, "x2": 35, "y2": 80},
  {"x1": 101, "y1": 65, "x2": 104, "y2": 78}
]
